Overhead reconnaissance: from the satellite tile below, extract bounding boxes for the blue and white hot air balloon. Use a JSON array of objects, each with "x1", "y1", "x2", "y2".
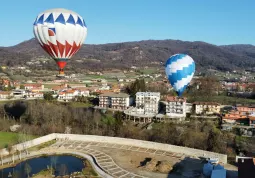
[{"x1": 165, "y1": 54, "x2": 195, "y2": 96}]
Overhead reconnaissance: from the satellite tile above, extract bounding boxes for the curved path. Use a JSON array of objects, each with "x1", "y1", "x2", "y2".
[
  {"x1": 43, "y1": 140, "x2": 147, "y2": 178},
  {"x1": 43, "y1": 139, "x2": 191, "y2": 178}
]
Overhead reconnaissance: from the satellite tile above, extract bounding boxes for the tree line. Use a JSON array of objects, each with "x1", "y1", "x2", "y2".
[{"x1": 0, "y1": 99, "x2": 253, "y2": 160}]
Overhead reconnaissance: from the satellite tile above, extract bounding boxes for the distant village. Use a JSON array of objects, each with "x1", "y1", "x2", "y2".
[
  {"x1": 0, "y1": 65, "x2": 255, "y2": 138},
  {"x1": 0, "y1": 74, "x2": 255, "y2": 136}
]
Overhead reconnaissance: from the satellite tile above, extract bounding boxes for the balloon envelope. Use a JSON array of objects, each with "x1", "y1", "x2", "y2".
[
  {"x1": 165, "y1": 54, "x2": 195, "y2": 96},
  {"x1": 33, "y1": 8, "x2": 87, "y2": 75}
]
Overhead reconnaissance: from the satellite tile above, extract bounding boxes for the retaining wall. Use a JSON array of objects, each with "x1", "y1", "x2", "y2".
[
  {"x1": 56, "y1": 134, "x2": 228, "y2": 163},
  {"x1": 1, "y1": 133, "x2": 227, "y2": 163}
]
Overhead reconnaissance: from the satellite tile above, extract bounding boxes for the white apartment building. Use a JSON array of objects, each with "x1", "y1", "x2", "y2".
[
  {"x1": 136, "y1": 92, "x2": 160, "y2": 115},
  {"x1": 194, "y1": 102, "x2": 221, "y2": 115},
  {"x1": 58, "y1": 90, "x2": 79, "y2": 101},
  {"x1": 99, "y1": 92, "x2": 130, "y2": 110},
  {"x1": 25, "y1": 91, "x2": 43, "y2": 99},
  {"x1": 13, "y1": 89, "x2": 26, "y2": 98},
  {"x1": 0, "y1": 91, "x2": 13, "y2": 99},
  {"x1": 57, "y1": 89, "x2": 90, "y2": 101},
  {"x1": 79, "y1": 90, "x2": 90, "y2": 97},
  {"x1": 165, "y1": 96, "x2": 186, "y2": 118},
  {"x1": 185, "y1": 103, "x2": 193, "y2": 114}
]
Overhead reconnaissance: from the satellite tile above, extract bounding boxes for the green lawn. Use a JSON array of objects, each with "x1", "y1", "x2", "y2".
[
  {"x1": 0, "y1": 132, "x2": 37, "y2": 149},
  {"x1": 69, "y1": 102, "x2": 93, "y2": 108},
  {"x1": 43, "y1": 84, "x2": 58, "y2": 89},
  {"x1": 83, "y1": 75, "x2": 106, "y2": 79},
  {"x1": 140, "y1": 68, "x2": 157, "y2": 75}
]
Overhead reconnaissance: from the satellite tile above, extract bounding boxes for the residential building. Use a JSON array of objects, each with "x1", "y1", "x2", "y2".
[
  {"x1": 249, "y1": 115, "x2": 255, "y2": 127},
  {"x1": 0, "y1": 91, "x2": 12, "y2": 99},
  {"x1": 68, "y1": 84, "x2": 86, "y2": 88},
  {"x1": 0, "y1": 79, "x2": 11, "y2": 88},
  {"x1": 25, "y1": 91, "x2": 43, "y2": 99},
  {"x1": 23, "y1": 83, "x2": 44, "y2": 91},
  {"x1": 13, "y1": 89, "x2": 26, "y2": 98},
  {"x1": 51, "y1": 84, "x2": 68, "y2": 92},
  {"x1": 99, "y1": 92, "x2": 130, "y2": 110},
  {"x1": 185, "y1": 103, "x2": 193, "y2": 114},
  {"x1": 58, "y1": 90, "x2": 79, "y2": 101},
  {"x1": 236, "y1": 106, "x2": 255, "y2": 114},
  {"x1": 77, "y1": 88, "x2": 90, "y2": 97},
  {"x1": 99, "y1": 84, "x2": 110, "y2": 90},
  {"x1": 193, "y1": 102, "x2": 220, "y2": 115},
  {"x1": 222, "y1": 111, "x2": 247, "y2": 124},
  {"x1": 136, "y1": 92, "x2": 160, "y2": 115},
  {"x1": 165, "y1": 96, "x2": 186, "y2": 118}
]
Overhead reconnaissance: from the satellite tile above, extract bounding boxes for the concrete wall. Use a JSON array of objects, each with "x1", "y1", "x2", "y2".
[
  {"x1": 1, "y1": 133, "x2": 227, "y2": 163},
  {"x1": 13, "y1": 133, "x2": 57, "y2": 151},
  {"x1": 55, "y1": 134, "x2": 227, "y2": 163}
]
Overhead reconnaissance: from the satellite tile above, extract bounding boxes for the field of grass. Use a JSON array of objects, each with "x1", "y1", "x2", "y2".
[
  {"x1": 69, "y1": 102, "x2": 93, "y2": 108},
  {"x1": 43, "y1": 84, "x2": 58, "y2": 89},
  {"x1": 82, "y1": 75, "x2": 106, "y2": 80},
  {"x1": 0, "y1": 132, "x2": 37, "y2": 149},
  {"x1": 140, "y1": 68, "x2": 157, "y2": 75}
]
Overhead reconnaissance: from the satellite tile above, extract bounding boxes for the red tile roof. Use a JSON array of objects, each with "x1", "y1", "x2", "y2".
[
  {"x1": 165, "y1": 96, "x2": 186, "y2": 102},
  {"x1": 193, "y1": 102, "x2": 220, "y2": 106}
]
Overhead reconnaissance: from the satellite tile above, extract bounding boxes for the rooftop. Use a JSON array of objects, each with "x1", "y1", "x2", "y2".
[
  {"x1": 99, "y1": 92, "x2": 129, "y2": 98},
  {"x1": 24, "y1": 83, "x2": 42, "y2": 87},
  {"x1": 0, "y1": 91, "x2": 11, "y2": 95},
  {"x1": 193, "y1": 102, "x2": 220, "y2": 106},
  {"x1": 136, "y1": 92, "x2": 160, "y2": 97},
  {"x1": 165, "y1": 96, "x2": 186, "y2": 102}
]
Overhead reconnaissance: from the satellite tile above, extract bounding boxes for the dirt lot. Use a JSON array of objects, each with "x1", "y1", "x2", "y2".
[{"x1": 90, "y1": 146, "x2": 204, "y2": 178}]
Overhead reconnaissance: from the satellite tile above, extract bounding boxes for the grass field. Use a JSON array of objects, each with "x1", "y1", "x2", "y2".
[
  {"x1": 0, "y1": 132, "x2": 37, "y2": 149},
  {"x1": 83, "y1": 75, "x2": 106, "y2": 79},
  {"x1": 140, "y1": 68, "x2": 157, "y2": 75},
  {"x1": 69, "y1": 102, "x2": 93, "y2": 108},
  {"x1": 43, "y1": 84, "x2": 59, "y2": 89}
]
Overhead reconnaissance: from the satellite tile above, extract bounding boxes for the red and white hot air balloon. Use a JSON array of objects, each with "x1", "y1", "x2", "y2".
[{"x1": 33, "y1": 8, "x2": 87, "y2": 75}]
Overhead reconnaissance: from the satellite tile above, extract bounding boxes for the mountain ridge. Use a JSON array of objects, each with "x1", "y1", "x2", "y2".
[{"x1": 1, "y1": 38, "x2": 255, "y2": 72}]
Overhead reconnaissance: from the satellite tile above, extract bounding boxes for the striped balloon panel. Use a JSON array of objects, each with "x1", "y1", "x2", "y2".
[
  {"x1": 165, "y1": 54, "x2": 195, "y2": 96},
  {"x1": 33, "y1": 8, "x2": 87, "y2": 62}
]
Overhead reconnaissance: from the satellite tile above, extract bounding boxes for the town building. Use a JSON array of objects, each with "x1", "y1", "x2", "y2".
[
  {"x1": 236, "y1": 105, "x2": 255, "y2": 114},
  {"x1": 185, "y1": 103, "x2": 193, "y2": 114},
  {"x1": 165, "y1": 96, "x2": 186, "y2": 118},
  {"x1": 58, "y1": 90, "x2": 80, "y2": 101},
  {"x1": 23, "y1": 83, "x2": 44, "y2": 91},
  {"x1": 193, "y1": 102, "x2": 220, "y2": 115},
  {"x1": 68, "y1": 84, "x2": 86, "y2": 88},
  {"x1": 222, "y1": 111, "x2": 247, "y2": 124},
  {"x1": 136, "y1": 92, "x2": 160, "y2": 115},
  {"x1": 13, "y1": 89, "x2": 26, "y2": 98},
  {"x1": 51, "y1": 84, "x2": 68, "y2": 93},
  {"x1": 99, "y1": 92, "x2": 130, "y2": 110},
  {"x1": 25, "y1": 91, "x2": 44, "y2": 99},
  {"x1": 248, "y1": 113, "x2": 255, "y2": 127},
  {"x1": 0, "y1": 91, "x2": 13, "y2": 99},
  {"x1": 77, "y1": 88, "x2": 90, "y2": 97}
]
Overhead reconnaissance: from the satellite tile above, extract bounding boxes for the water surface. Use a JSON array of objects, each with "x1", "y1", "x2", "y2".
[{"x1": 0, "y1": 155, "x2": 85, "y2": 178}]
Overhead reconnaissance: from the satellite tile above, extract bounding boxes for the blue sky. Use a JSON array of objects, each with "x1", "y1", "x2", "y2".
[{"x1": 0, "y1": 0, "x2": 254, "y2": 46}]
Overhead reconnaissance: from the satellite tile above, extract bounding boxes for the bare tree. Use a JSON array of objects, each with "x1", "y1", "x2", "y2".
[
  {"x1": 7, "y1": 145, "x2": 15, "y2": 164},
  {"x1": 59, "y1": 164, "x2": 68, "y2": 176},
  {"x1": 24, "y1": 162, "x2": 32, "y2": 178}
]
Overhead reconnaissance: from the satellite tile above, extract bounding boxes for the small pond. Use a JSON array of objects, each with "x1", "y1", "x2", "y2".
[{"x1": 0, "y1": 155, "x2": 85, "y2": 178}]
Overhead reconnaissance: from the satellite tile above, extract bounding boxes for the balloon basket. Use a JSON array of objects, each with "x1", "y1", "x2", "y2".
[{"x1": 56, "y1": 72, "x2": 65, "y2": 78}]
